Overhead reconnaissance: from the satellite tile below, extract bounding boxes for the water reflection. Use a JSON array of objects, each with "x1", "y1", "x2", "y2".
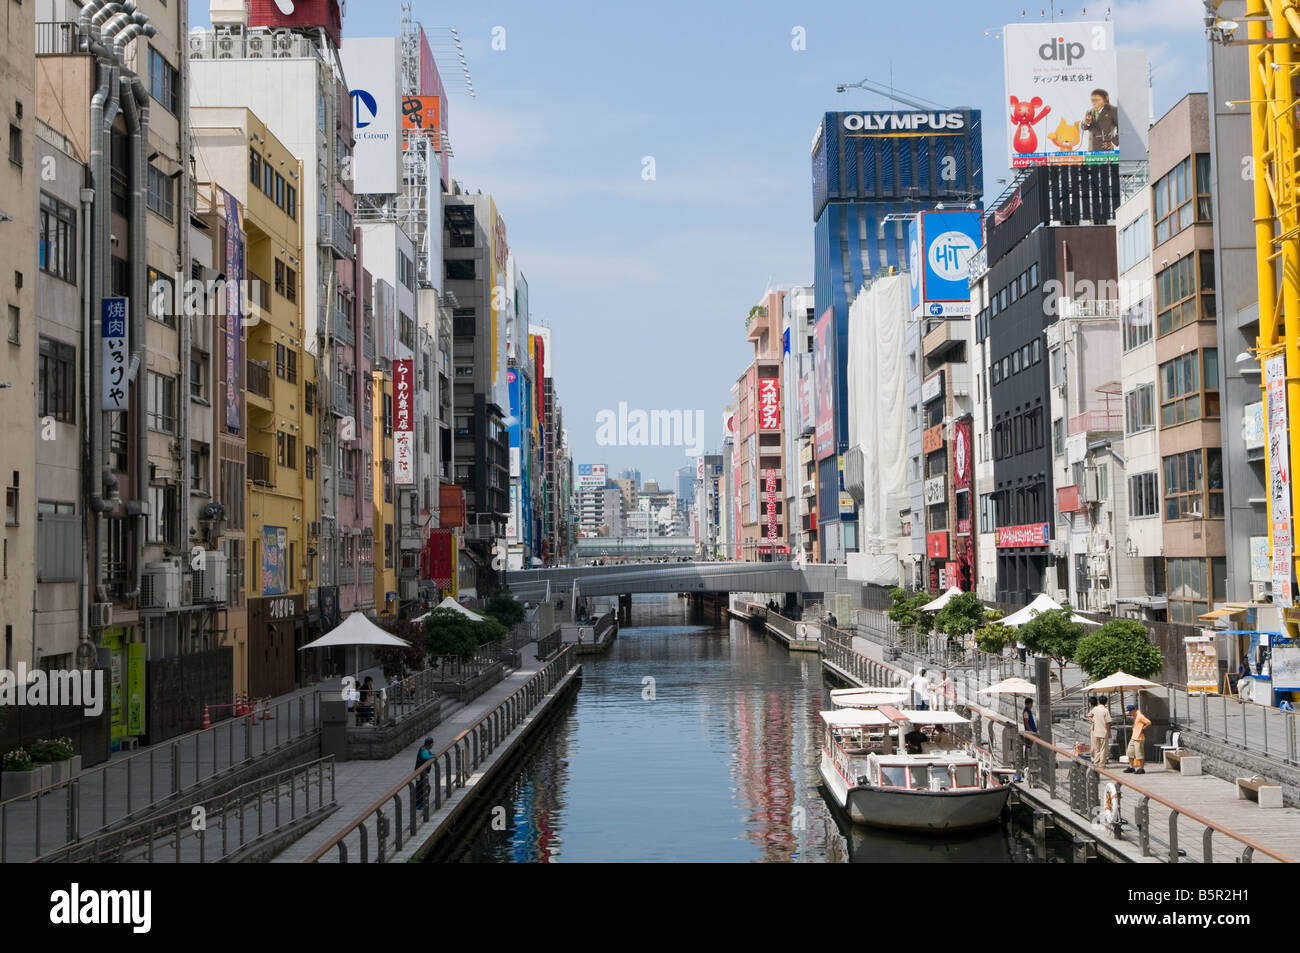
[{"x1": 438, "y1": 595, "x2": 1069, "y2": 863}]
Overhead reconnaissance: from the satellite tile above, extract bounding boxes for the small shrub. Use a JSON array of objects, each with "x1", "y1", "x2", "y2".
[
  {"x1": 2, "y1": 748, "x2": 35, "y2": 772},
  {"x1": 29, "y1": 737, "x2": 74, "y2": 763}
]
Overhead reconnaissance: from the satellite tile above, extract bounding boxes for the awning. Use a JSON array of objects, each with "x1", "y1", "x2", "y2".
[
  {"x1": 820, "y1": 709, "x2": 893, "y2": 728},
  {"x1": 1199, "y1": 608, "x2": 1239, "y2": 621}
]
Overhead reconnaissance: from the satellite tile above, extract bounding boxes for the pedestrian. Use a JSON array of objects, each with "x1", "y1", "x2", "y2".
[
  {"x1": 939, "y1": 670, "x2": 956, "y2": 710},
  {"x1": 825, "y1": 611, "x2": 838, "y2": 629},
  {"x1": 910, "y1": 668, "x2": 931, "y2": 710},
  {"x1": 1016, "y1": 639, "x2": 1027, "y2": 666},
  {"x1": 359, "y1": 676, "x2": 376, "y2": 725},
  {"x1": 1020, "y1": 697, "x2": 1038, "y2": 766},
  {"x1": 1124, "y1": 704, "x2": 1151, "y2": 774},
  {"x1": 413, "y1": 737, "x2": 435, "y2": 811},
  {"x1": 1089, "y1": 694, "x2": 1112, "y2": 767}
]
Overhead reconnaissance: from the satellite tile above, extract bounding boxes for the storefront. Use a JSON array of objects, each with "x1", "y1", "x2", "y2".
[
  {"x1": 96, "y1": 626, "x2": 146, "y2": 751},
  {"x1": 247, "y1": 594, "x2": 305, "y2": 699}
]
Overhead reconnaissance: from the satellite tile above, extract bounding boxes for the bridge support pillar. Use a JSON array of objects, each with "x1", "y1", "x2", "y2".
[{"x1": 619, "y1": 593, "x2": 632, "y2": 625}]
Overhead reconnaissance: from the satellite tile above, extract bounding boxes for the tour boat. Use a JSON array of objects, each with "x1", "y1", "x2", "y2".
[{"x1": 818, "y1": 705, "x2": 1011, "y2": 833}]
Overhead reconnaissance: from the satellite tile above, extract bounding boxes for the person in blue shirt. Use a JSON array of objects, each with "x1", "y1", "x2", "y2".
[{"x1": 414, "y1": 737, "x2": 435, "y2": 811}]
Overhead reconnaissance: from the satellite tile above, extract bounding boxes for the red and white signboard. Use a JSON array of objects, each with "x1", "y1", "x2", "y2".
[
  {"x1": 1267, "y1": 354, "x2": 1293, "y2": 608},
  {"x1": 394, "y1": 358, "x2": 414, "y2": 485},
  {"x1": 758, "y1": 378, "x2": 781, "y2": 432},
  {"x1": 995, "y1": 522, "x2": 1050, "y2": 548},
  {"x1": 765, "y1": 469, "x2": 778, "y2": 543}
]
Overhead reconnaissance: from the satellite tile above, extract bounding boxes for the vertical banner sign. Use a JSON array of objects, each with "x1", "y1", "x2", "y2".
[
  {"x1": 101, "y1": 298, "x2": 128, "y2": 410},
  {"x1": 765, "y1": 469, "x2": 778, "y2": 543},
  {"x1": 758, "y1": 377, "x2": 781, "y2": 431},
  {"x1": 394, "y1": 358, "x2": 415, "y2": 484},
  {"x1": 953, "y1": 417, "x2": 972, "y2": 491},
  {"x1": 1267, "y1": 355, "x2": 1293, "y2": 608},
  {"x1": 222, "y1": 188, "x2": 243, "y2": 434}
]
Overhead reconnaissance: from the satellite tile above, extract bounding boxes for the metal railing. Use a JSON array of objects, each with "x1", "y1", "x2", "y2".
[
  {"x1": 35, "y1": 21, "x2": 79, "y2": 55},
  {"x1": 0, "y1": 693, "x2": 321, "y2": 863},
  {"x1": 246, "y1": 358, "x2": 271, "y2": 399},
  {"x1": 536, "y1": 629, "x2": 562, "y2": 661},
  {"x1": 1016, "y1": 731, "x2": 1293, "y2": 864},
  {"x1": 337, "y1": 563, "x2": 356, "y2": 586},
  {"x1": 1167, "y1": 683, "x2": 1300, "y2": 767},
  {"x1": 305, "y1": 645, "x2": 578, "y2": 863},
  {"x1": 248, "y1": 450, "x2": 272, "y2": 487},
  {"x1": 1068, "y1": 408, "x2": 1124, "y2": 435},
  {"x1": 33, "y1": 757, "x2": 335, "y2": 863}
]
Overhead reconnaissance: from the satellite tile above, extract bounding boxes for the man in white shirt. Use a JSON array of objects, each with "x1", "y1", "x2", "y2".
[
  {"x1": 910, "y1": 668, "x2": 932, "y2": 710},
  {"x1": 1089, "y1": 695, "x2": 1112, "y2": 767}
]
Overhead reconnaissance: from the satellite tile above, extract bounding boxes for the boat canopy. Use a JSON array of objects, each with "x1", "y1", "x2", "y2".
[
  {"x1": 876, "y1": 705, "x2": 970, "y2": 726},
  {"x1": 830, "y1": 689, "x2": 910, "y2": 708},
  {"x1": 819, "y1": 709, "x2": 893, "y2": 728}
]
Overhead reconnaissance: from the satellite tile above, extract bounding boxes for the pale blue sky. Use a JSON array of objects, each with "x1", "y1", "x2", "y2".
[{"x1": 202, "y1": 0, "x2": 1210, "y2": 487}]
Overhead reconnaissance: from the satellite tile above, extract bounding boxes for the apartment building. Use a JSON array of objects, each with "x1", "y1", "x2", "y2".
[
  {"x1": 781, "y1": 286, "x2": 815, "y2": 562},
  {"x1": 736, "y1": 290, "x2": 789, "y2": 560}
]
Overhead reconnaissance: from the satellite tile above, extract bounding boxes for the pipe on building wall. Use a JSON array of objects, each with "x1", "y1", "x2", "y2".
[{"x1": 118, "y1": 54, "x2": 145, "y2": 602}]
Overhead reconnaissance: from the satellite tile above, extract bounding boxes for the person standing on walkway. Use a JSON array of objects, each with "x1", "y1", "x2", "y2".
[
  {"x1": 414, "y1": 737, "x2": 435, "y2": 811},
  {"x1": 939, "y1": 671, "x2": 956, "y2": 710},
  {"x1": 910, "y1": 668, "x2": 932, "y2": 710},
  {"x1": 1020, "y1": 697, "x2": 1038, "y2": 766},
  {"x1": 1124, "y1": 704, "x2": 1151, "y2": 774},
  {"x1": 1089, "y1": 695, "x2": 1112, "y2": 767}
]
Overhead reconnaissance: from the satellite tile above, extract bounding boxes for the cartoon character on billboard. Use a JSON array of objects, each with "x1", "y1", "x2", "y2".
[
  {"x1": 1080, "y1": 88, "x2": 1119, "y2": 152},
  {"x1": 1048, "y1": 119, "x2": 1081, "y2": 152},
  {"x1": 262, "y1": 526, "x2": 287, "y2": 596},
  {"x1": 1009, "y1": 95, "x2": 1051, "y2": 155}
]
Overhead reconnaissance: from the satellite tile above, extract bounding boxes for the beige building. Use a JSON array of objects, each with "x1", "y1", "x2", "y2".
[
  {"x1": 1, "y1": 0, "x2": 37, "y2": 670},
  {"x1": 735, "y1": 290, "x2": 789, "y2": 560}
]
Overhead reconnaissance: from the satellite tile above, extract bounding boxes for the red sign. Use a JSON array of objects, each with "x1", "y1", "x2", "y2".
[
  {"x1": 765, "y1": 469, "x2": 778, "y2": 542},
  {"x1": 927, "y1": 532, "x2": 948, "y2": 560},
  {"x1": 758, "y1": 378, "x2": 781, "y2": 431},
  {"x1": 995, "y1": 523, "x2": 1051, "y2": 548},
  {"x1": 946, "y1": 562, "x2": 960, "y2": 585},
  {"x1": 422, "y1": 528, "x2": 454, "y2": 590},
  {"x1": 953, "y1": 417, "x2": 973, "y2": 491},
  {"x1": 922, "y1": 424, "x2": 944, "y2": 454},
  {"x1": 247, "y1": 0, "x2": 342, "y2": 46},
  {"x1": 956, "y1": 518, "x2": 972, "y2": 536},
  {"x1": 394, "y1": 359, "x2": 413, "y2": 432}
]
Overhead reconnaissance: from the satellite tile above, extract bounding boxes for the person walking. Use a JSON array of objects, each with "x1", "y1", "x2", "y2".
[
  {"x1": 910, "y1": 668, "x2": 932, "y2": 710},
  {"x1": 1089, "y1": 695, "x2": 1112, "y2": 767},
  {"x1": 1020, "y1": 697, "x2": 1038, "y2": 767},
  {"x1": 939, "y1": 670, "x2": 956, "y2": 711},
  {"x1": 1124, "y1": 704, "x2": 1151, "y2": 774},
  {"x1": 413, "y1": 737, "x2": 435, "y2": 811}
]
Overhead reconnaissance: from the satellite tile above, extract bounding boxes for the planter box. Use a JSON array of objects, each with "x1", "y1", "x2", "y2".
[
  {"x1": 44, "y1": 756, "x2": 81, "y2": 784},
  {"x1": 2, "y1": 768, "x2": 44, "y2": 799}
]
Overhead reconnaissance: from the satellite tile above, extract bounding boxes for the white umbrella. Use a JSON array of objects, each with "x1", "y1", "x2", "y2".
[
  {"x1": 978, "y1": 676, "x2": 1038, "y2": 696},
  {"x1": 298, "y1": 611, "x2": 411, "y2": 651},
  {"x1": 1084, "y1": 670, "x2": 1161, "y2": 692},
  {"x1": 1000, "y1": 593, "x2": 1099, "y2": 628},
  {"x1": 921, "y1": 586, "x2": 966, "y2": 613},
  {"x1": 412, "y1": 596, "x2": 485, "y2": 624}
]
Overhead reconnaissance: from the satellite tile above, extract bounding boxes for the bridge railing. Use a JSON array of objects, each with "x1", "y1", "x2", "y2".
[{"x1": 304, "y1": 646, "x2": 577, "y2": 863}]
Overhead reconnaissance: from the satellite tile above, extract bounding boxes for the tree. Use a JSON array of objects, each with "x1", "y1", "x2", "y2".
[
  {"x1": 1075, "y1": 619, "x2": 1164, "y2": 682},
  {"x1": 934, "y1": 593, "x2": 987, "y2": 641},
  {"x1": 375, "y1": 619, "x2": 428, "y2": 679},
  {"x1": 1018, "y1": 607, "x2": 1085, "y2": 685},
  {"x1": 484, "y1": 592, "x2": 526, "y2": 629},
  {"x1": 887, "y1": 589, "x2": 935, "y2": 635},
  {"x1": 423, "y1": 609, "x2": 485, "y2": 660},
  {"x1": 974, "y1": 622, "x2": 1015, "y2": 656}
]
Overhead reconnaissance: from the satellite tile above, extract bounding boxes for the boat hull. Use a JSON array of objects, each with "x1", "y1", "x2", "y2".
[{"x1": 819, "y1": 754, "x2": 1010, "y2": 833}]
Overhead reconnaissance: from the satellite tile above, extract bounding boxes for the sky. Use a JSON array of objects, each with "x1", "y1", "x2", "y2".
[{"x1": 202, "y1": 0, "x2": 1212, "y2": 488}]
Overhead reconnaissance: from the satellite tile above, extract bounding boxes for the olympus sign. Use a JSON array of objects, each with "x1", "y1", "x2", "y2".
[{"x1": 842, "y1": 112, "x2": 966, "y2": 132}]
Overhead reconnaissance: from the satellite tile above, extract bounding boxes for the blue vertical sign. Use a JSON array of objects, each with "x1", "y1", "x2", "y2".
[
  {"x1": 907, "y1": 217, "x2": 923, "y2": 312},
  {"x1": 101, "y1": 297, "x2": 128, "y2": 411},
  {"x1": 222, "y1": 188, "x2": 244, "y2": 434}
]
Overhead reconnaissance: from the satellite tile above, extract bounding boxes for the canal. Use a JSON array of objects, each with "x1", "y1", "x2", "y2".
[{"x1": 431, "y1": 595, "x2": 1074, "y2": 863}]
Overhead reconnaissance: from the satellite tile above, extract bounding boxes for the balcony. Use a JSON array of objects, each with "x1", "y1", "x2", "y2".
[
  {"x1": 248, "y1": 451, "x2": 273, "y2": 487},
  {"x1": 1068, "y1": 409, "x2": 1123, "y2": 436},
  {"x1": 318, "y1": 213, "x2": 354, "y2": 259},
  {"x1": 246, "y1": 359, "x2": 271, "y2": 400},
  {"x1": 332, "y1": 380, "x2": 355, "y2": 418},
  {"x1": 35, "y1": 21, "x2": 79, "y2": 55},
  {"x1": 332, "y1": 308, "x2": 354, "y2": 347},
  {"x1": 1059, "y1": 298, "x2": 1122, "y2": 321},
  {"x1": 922, "y1": 317, "x2": 966, "y2": 361},
  {"x1": 339, "y1": 475, "x2": 356, "y2": 498}
]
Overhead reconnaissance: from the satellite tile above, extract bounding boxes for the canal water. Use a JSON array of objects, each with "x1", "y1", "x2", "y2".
[{"x1": 433, "y1": 595, "x2": 1073, "y2": 863}]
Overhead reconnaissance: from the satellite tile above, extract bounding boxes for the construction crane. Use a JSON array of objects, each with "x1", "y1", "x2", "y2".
[{"x1": 834, "y1": 77, "x2": 950, "y2": 111}]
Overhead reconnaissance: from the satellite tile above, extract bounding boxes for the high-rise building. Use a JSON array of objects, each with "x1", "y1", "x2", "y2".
[{"x1": 735, "y1": 290, "x2": 789, "y2": 560}]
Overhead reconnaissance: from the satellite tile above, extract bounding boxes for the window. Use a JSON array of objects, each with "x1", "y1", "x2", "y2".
[
  {"x1": 980, "y1": 493, "x2": 997, "y2": 533},
  {"x1": 220, "y1": 459, "x2": 245, "y2": 531},
  {"x1": 1030, "y1": 262, "x2": 1039, "y2": 287},
  {"x1": 190, "y1": 443, "x2": 209, "y2": 492},
  {"x1": 1050, "y1": 347, "x2": 1064, "y2": 387},
  {"x1": 274, "y1": 172, "x2": 284, "y2": 209},
  {"x1": 445, "y1": 205, "x2": 476, "y2": 247},
  {"x1": 39, "y1": 194, "x2": 76, "y2": 283},
  {"x1": 274, "y1": 259, "x2": 285, "y2": 297},
  {"x1": 1052, "y1": 418, "x2": 1064, "y2": 456},
  {"x1": 147, "y1": 48, "x2": 179, "y2": 115},
  {"x1": 147, "y1": 267, "x2": 176, "y2": 328},
  {"x1": 1153, "y1": 155, "x2": 1211, "y2": 245},
  {"x1": 7, "y1": 305, "x2": 18, "y2": 345},
  {"x1": 1124, "y1": 384, "x2": 1154, "y2": 434},
  {"x1": 147, "y1": 371, "x2": 177, "y2": 433},
  {"x1": 1031, "y1": 339, "x2": 1041, "y2": 364},
  {"x1": 1012, "y1": 349, "x2": 1021, "y2": 374},
  {"x1": 999, "y1": 288, "x2": 1008, "y2": 310},
  {"x1": 1156, "y1": 255, "x2": 1211, "y2": 336},
  {"x1": 146, "y1": 164, "x2": 174, "y2": 221},
  {"x1": 1163, "y1": 448, "x2": 1223, "y2": 521},
  {"x1": 263, "y1": 161, "x2": 273, "y2": 198},
  {"x1": 1001, "y1": 357, "x2": 1010, "y2": 380},
  {"x1": 399, "y1": 312, "x2": 415, "y2": 350},
  {"x1": 305, "y1": 446, "x2": 316, "y2": 480},
  {"x1": 38, "y1": 337, "x2": 75, "y2": 423},
  {"x1": 445, "y1": 259, "x2": 476, "y2": 281},
  {"x1": 1122, "y1": 296, "x2": 1153, "y2": 351},
  {"x1": 1159, "y1": 349, "x2": 1218, "y2": 427},
  {"x1": 277, "y1": 431, "x2": 297, "y2": 469},
  {"x1": 8, "y1": 124, "x2": 20, "y2": 166},
  {"x1": 285, "y1": 265, "x2": 297, "y2": 304},
  {"x1": 190, "y1": 355, "x2": 205, "y2": 400},
  {"x1": 275, "y1": 343, "x2": 298, "y2": 383},
  {"x1": 992, "y1": 361, "x2": 1001, "y2": 384},
  {"x1": 147, "y1": 484, "x2": 179, "y2": 544},
  {"x1": 1129, "y1": 471, "x2": 1159, "y2": 518},
  {"x1": 1118, "y1": 212, "x2": 1151, "y2": 274},
  {"x1": 5, "y1": 472, "x2": 18, "y2": 526},
  {"x1": 249, "y1": 148, "x2": 262, "y2": 186},
  {"x1": 1166, "y1": 557, "x2": 1227, "y2": 625}
]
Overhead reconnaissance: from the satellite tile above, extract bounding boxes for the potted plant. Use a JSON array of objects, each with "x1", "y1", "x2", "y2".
[
  {"x1": 1, "y1": 747, "x2": 48, "y2": 799},
  {"x1": 30, "y1": 737, "x2": 79, "y2": 783}
]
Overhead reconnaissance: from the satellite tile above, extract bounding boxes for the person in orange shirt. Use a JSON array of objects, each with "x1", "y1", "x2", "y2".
[{"x1": 1124, "y1": 704, "x2": 1152, "y2": 774}]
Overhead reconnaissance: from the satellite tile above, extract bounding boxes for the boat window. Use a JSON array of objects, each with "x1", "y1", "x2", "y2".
[
  {"x1": 880, "y1": 765, "x2": 907, "y2": 788},
  {"x1": 908, "y1": 766, "x2": 929, "y2": 790},
  {"x1": 953, "y1": 765, "x2": 978, "y2": 788}
]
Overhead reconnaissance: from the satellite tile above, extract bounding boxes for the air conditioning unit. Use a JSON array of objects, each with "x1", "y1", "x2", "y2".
[
  {"x1": 140, "y1": 559, "x2": 183, "y2": 610},
  {"x1": 189, "y1": 34, "x2": 211, "y2": 58},
  {"x1": 90, "y1": 603, "x2": 113, "y2": 629},
  {"x1": 216, "y1": 36, "x2": 237, "y2": 58},
  {"x1": 274, "y1": 30, "x2": 295, "y2": 54},
  {"x1": 246, "y1": 34, "x2": 267, "y2": 57},
  {"x1": 1251, "y1": 580, "x2": 1271, "y2": 602},
  {"x1": 194, "y1": 551, "x2": 229, "y2": 603},
  {"x1": 308, "y1": 520, "x2": 321, "y2": 538}
]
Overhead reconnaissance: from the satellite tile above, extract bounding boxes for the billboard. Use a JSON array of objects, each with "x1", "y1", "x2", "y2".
[
  {"x1": 394, "y1": 358, "x2": 414, "y2": 484},
  {"x1": 908, "y1": 210, "x2": 983, "y2": 315},
  {"x1": 261, "y1": 526, "x2": 288, "y2": 596},
  {"x1": 953, "y1": 417, "x2": 973, "y2": 492},
  {"x1": 758, "y1": 377, "x2": 780, "y2": 431},
  {"x1": 247, "y1": 0, "x2": 342, "y2": 46},
  {"x1": 100, "y1": 298, "x2": 128, "y2": 411},
  {"x1": 341, "y1": 39, "x2": 401, "y2": 195},
  {"x1": 221, "y1": 189, "x2": 244, "y2": 434},
  {"x1": 814, "y1": 308, "x2": 836, "y2": 460},
  {"x1": 1267, "y1": 354, "x2": 1293, "y2": 608},
  {"x1": 995, "y1": 523, "x2": 1051, "y2": 548},
  {"x1": 577, "y1": 464, "x2": 607, "y2": 490},
  {"x1": 1004, "y1": 21, "x2": 1120, "y2": 168}
]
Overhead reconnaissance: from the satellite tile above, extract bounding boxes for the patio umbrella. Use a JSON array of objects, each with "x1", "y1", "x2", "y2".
[
  {"x1": 299, "y1": 611, "x2": 411, "y2": 686},
  {"x1": 978, "y1": 676, "x2": 1038, "y2": 696},
  {"x1": 921, "y1": 586, "x2": 966, "y2": 613},
  {"x1": 1084, "y1": 670, "x2": 1163, "y2": 728},
  {"x1": 1000, "y1": 593, "x2": 1100, "y2": 628},
  {"x1": 412, "y1": 596, "x2": 485, "y2": 625}
]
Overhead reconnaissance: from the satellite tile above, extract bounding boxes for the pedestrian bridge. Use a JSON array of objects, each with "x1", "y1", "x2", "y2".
[{"x1": 503, "y1": 561, "x2": 846, "y2": 600}]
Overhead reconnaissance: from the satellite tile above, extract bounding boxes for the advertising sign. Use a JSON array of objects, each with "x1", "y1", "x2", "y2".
[
  {"x1": 953, "y1": 417, "x2": 973, "y2": 491},
  {"x1": 910, "y1": 211, "x2": 982, "y2": 314},
  {"x1": 814, "y1": 308, "x2": 836, "y2": 460},
  {"x1": 127, "y1": 641, "x2": 146, "y2": 736},
  {"x1": 922, "y1": 424, "x2": 944, "y2": 455},
  {"x1": 995, "y1": 523, "x2": 1051, "y2": 548},
  {"x1": 1251, "y1": 536, "x2": 1271, "y2": 583},
  {"x1": 401, "y1": 95, "x2": 441, "y2": 151},
  {"x1": 247, "y1": 0, "x2": 343, "y2": 45},
  {"x1": 924, "y1": 476, "x2": 946, "y2": 507},
  {"x1": 839, "y1": 491, "x2": 855, "y2": 516},
  {"x1": 927, "y1": 532, "x2": 949, "y2": 560},
  {"x1": 261, "y1": 525, "x2": 288, "y2": 596},
  {"x1": 1244, "y1": 401, "x2": 1265, "y2": 451},
  {"x1": 577, "y1": 463, "x2": 607, "y2": 490},
  {"x1": 758, "y1": 377, "x2": 781, "y2": 431},
  {"x1": 1267, "y1": 354, "x2": 1293, "y2": 608},
  {"x1": 921, "y1": 370, "x2": 944, "y2": 405},
  {"x1": 394, "y1": 358, "x2": 414, "y2": 485},
  {"x1": 765, "y1": 469, "x2": 778, "y2": 543},
  {"x1": 1003, "y1": 21, "x2": 1120, "y2": 168},
  {"x1": 101, "y1": 298, "x2": 128, "y2": 411},
  {"x1": 341, "y1": 40, "x2": 401, "y2": 195},
  {"x1": 221, "y1": 188, "x2": 243, "y2": 434},
  {"x1": 1184, "y1": 633, "x2": 1220, "y2": 695}
]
